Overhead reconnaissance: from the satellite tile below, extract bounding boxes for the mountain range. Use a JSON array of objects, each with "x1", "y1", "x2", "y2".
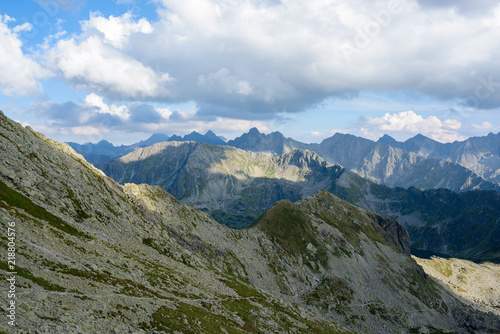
[
  {"x1": 378, "y1": 132, "x2": 500, "y2": 184},
  {"x1": 70, "y1": 128, "x2": 500, "y2": 193},
  {"x1": 228, "y1": 128, "x2": 500, "y2": 193},
  {"x1": 100, "y1": 141, "x2": 500, "y2": 263},
  {"x1": 3, "y1": 111, "x2": 499, "y2": 332},
  {"x1": 67, "y1": 130, "x2": 226, "y2": 164}
]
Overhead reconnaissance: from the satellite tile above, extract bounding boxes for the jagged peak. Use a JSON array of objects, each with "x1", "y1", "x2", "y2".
[
  {"x1": 378, "y1": 134, "x2": 397, "y2": 142},
  {"x1": 146, "y1": 133, "x2": 169, "y2": 140},
  {"x1": 407, "y1": 133, "x2": 433, "y2": 142},
  {"x1": 187, "y1": 131, "x2": 202, "y2": 136},
  {"x1": 248, "y1": 127, "x2": 261, "y2": 134},
  {"x1": 204, "y1": 130, "x2": 217, "y2": 137}
]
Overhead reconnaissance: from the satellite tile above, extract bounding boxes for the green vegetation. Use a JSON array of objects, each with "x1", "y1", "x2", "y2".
[
  {"x1": 220, "y1": 275, "x2": 261, "y2": 298},
  {"x1": 0, "y1": 180, "x2": 91, "y2": 239},
  {"x1": 250, "y1": 200, "x2": 329, "y2": 271},
  {"x1": 0, "y1": 261, "x2": 66, "y2": 292},
  {"x1": 148, "y1": 302, "x2": 244, "y2": 334},
  {"x1": 64, "y1": 185, "x2": 91, "y2": 221},
  {"x1": 305, "y1": 276, "x2": 354, "y2": 317}
]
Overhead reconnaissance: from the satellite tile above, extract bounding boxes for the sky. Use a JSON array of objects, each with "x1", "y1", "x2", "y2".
[{"x1": 1, "y1": 0, "x2": 500, "y2": 145}]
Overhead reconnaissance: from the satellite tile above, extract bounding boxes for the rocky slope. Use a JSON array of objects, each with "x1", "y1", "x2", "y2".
[
  {"x1": 379, "y1": 132, "x2": 500, "y2": 185},
  {"x1": 1, "y1": 111, "x2": 498, "y2": 333},
  {"x1": 415, "y1": 256, "x2": 500, "y2": 317},
  {"x1": 101, "y1": 141, "x2": 500, "y2": 262}
]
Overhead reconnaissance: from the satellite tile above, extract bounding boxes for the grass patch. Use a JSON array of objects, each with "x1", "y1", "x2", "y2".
[
  {"x1": 250, "y1": 200, "x2": 329, "y2": 271},
  {"x1": 148, "y1": 303, "x2": 243, "y2": 334},
  {"x1": 0, "y1": 181, "x2": 91, "y2": 239},
  {"x1": 0, "y1": 261, "x2": 65, "y2": 292}
]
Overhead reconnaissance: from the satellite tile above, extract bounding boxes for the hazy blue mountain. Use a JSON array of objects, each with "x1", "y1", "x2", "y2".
[
  {"x1": 227, "y1": 127, "x2": 309, "y2": 156},
  {"x1": 67, "y1": 130, "x2": 228, "y2": 165},
  {"x1": 379, "y1": 132, "x2": 500, "y2": 184},
  {"x1": 100, "y1": 141, "x2": 500, "y2": 262},
  {"x1": 136, "y1": 133, "x2": 170, "y2": 147},
  {"x1": 169, "y1": 130, "x2": 227, "y2": 146},
  {"x1": 67, "y1": 133, "x2": 170, "y2": 164},
  {"x1": 71, "y1": 127, "x2": 500, "y2": 192}
]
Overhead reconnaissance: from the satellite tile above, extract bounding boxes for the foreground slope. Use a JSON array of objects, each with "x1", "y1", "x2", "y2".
[
  {"x1": 1, "y1": 111, "x2": 498, "y2": 333},
  {"x1": 101, "y1": 141, "x2": 500, "y2": 262}
]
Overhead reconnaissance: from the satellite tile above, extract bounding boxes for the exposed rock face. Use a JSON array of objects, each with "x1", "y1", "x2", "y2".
[
  {"x1": 379, "y1": 132, "x2": 500, "y2": 185},
  {"x1": 100, "y1": 141, "x2": 500, "y2": 262},
  {"x1": 316, "y1": 133, "x2": 500, "y2": 192},
  {"x1": 415, "y1": 256, "x2": 500, "y2": 317},
  {"x1": 229, "y1": 129, "x2": 500, "y2": 192},
  {"x1": 1, "y1": 110, "x2": 498, "y2": 333},
  {"x1": 365, "y1": 212, "x2": 411, "y2": 256}
]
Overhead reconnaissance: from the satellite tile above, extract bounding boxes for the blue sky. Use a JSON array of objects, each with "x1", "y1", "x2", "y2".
[{"x1": 1, "y1": 0, "x2": 500, "y2": 145}]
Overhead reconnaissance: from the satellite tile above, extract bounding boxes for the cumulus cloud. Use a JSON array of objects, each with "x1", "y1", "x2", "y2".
[
  {"x1": 0, "y1": 15, "x2": 49, "y2": 96},
  {"x1": 44, "y1": 12, "x2": 171, "y2": 99},
  {"x1": 81, "y1": 12, "x2": 153, "y2": 48},
  {"x1": 38, "y1": 0, "x2": 500, "y2": 118},
  {"x1": 359, "y1": 111, "x2": 465, "y2": 142},
  {"x1": 84, "y1": 93, "x2": 130, "y2": 120},
  {"x1": 45, "y1": 35, "x2": 172, "y2": 98},
  {"x1": 472, "y1": 121, "x2": 493, "y2": 130}
]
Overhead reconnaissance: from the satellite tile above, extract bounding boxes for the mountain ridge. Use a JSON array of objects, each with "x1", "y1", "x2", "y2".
[
  {"x1": 377, "y1": 131, "x2": 500, "y2": 184},
  {"x1": 69, "y1": 127, "x2": 500, "y2": 192}
]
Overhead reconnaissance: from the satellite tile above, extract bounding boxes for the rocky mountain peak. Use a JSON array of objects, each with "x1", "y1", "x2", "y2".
[
  {"x1": 277, "y1": 149, "x2": 328, "y2": 171},
  {"x1": 248, "y1": 127, "x2": 261, "y2": 134}
]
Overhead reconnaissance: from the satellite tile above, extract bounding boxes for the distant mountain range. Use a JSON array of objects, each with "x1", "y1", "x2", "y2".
[
  {"x1": 100, "y1": 141, "x2": 500, "y2": 262},
  {"x1": 378, "y1": 132, "x2": 500, "y2": 184},
  {"x1": 228, "y1": 128, "x2": 500, "y2": 192},
  {"x1": 70, "y1": 128, "x2": 500, "y2": 193},
  {"x1": 67, "y1": 130, "x2": 226, "y2": 164}
]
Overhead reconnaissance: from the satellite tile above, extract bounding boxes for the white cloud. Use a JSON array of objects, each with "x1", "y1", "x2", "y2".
[
  {"x1": 472, "y1": 121, "x2": 493, "y2": 129},
  {"x1": 82, "y1": 12, "x2": 153, "y2": 48},
  {"x1": 0, "y1": 15, "x2": 49, "y2": 96},
  {"x1": 46, "y1": 35, "x2": 172, "y2": 98},
  {"x1": 83, "y1": 93, "x2": 130, "y2": 120},
  {"x1": 360, "y1": 111, "x2": 465, "y2": 142}
]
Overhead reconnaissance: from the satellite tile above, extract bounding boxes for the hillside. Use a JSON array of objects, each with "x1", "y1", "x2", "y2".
[{"x1": 1, "y1": 111, "x2": 498, "y2": 332}]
